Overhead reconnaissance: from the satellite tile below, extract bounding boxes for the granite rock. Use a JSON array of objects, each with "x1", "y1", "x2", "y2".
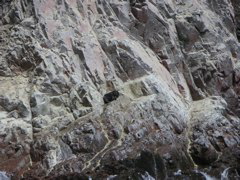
[{"x1": 0, "y1": 0, "x2": 239, "y2": 179}]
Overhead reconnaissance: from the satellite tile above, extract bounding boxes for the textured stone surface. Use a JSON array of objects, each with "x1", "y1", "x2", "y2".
[
  {"x1": 189, "y1": 97, "x2": 240, "y2": 165},
  {"x1": 0, "y1": 0, "x2": 240, "y2": 179}
]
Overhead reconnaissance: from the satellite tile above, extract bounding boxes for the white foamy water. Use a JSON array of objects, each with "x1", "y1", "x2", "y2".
[
  {"x1": 91, "y1": 167, "x2": 232, "y2": 180},
  {"x1": 141, "y1": 172, "x2": 155, "y2": 180},
  {"x1": 221, "y1": 167, "x2": 230, "y2": 180},
  {"x1": 0, "y1": 171, "x2": 10, "y2": 180},
  {"x1": 174, "y1": 169, "x2": 182, "y2": 176},
  {"x1": 195, "y1": 167, "x2": 231, "y2": 180},
  {"x1": 199, "y1": 171, "x2": 217, "y2": 180}
]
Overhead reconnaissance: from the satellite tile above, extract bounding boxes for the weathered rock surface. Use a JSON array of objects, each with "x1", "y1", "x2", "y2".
[
  {"x1": 0, "y1": 0, "x2": 240, "y2": 179},
  {"x1": 189, "y1": 96, "x2": 240, "y2": 178}
]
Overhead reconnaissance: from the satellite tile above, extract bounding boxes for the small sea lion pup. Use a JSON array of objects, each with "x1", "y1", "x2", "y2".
[{"x1": 103, "y1": 90, "x2": 120, "y2": 104}]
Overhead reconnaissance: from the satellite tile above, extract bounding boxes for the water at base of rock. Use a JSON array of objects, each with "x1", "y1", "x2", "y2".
[
  {"x1": 0, "y1": 171, "x2": 10, "y2": 180},
  {"x1": 198, "y1": 171, "x2": 216, "y2": 180}
]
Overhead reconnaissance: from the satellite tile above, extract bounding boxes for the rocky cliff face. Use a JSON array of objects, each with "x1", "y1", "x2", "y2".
[{"x1": 0, "y1": 0, "x2": 240, "y2": 179}]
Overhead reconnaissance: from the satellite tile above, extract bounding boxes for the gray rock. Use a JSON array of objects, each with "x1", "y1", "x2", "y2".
[{"x1": 0, "y1": 0, "x2": 239, "y2": 179}]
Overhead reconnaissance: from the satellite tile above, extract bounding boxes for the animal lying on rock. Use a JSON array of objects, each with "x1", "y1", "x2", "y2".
[{"x1": 103, "y1": 90, "x2": 120, "y2": 104}]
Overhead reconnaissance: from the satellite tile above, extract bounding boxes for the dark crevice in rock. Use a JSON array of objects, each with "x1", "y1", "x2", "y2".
[{"x1": 231, "y1": 0, "x2": 240, "y2": 41}]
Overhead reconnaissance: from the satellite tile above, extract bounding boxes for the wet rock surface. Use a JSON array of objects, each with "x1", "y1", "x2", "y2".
[{"x1": 0, "y1": 0, "x2": 239, "y2": 179}]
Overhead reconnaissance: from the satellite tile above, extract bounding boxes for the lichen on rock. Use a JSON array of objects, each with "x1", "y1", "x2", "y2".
[{"x1": 0, "y1": 0, "x2": 240, "y2": 179}]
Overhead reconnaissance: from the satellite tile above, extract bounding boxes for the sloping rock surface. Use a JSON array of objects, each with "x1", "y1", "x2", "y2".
[{"x1": 0, "y1": 0, "x2": 240, "y2": 179}]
